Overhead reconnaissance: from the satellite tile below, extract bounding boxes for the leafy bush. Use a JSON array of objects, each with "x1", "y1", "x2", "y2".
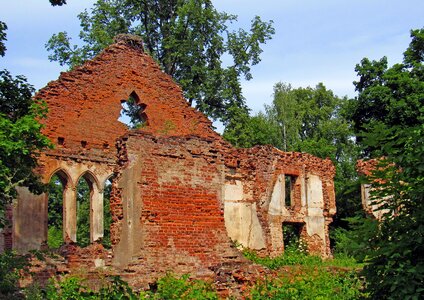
[
  {"x1": 0, "y1": 250, "x2": 30, "y2": 296},
  {"x1": 47, "y1": 226, "x2": 63, "y2": 249},
  {"x1": 243, "y1": 247, "x2": 322, "y2": 269},
  {"x1": 97, "y1": 276, "x2": 138, "y2": 299},
  {"x1": 332, "y1": 216, "x2": 378, "y2": 263},
  {"x1": 250, "y1": 267, "x2": 365, "y2": 300},
  {"x1": 46, "y1": 276, "x2": 96, "y2": 300},
  {"x1": 144, "y1": 273, "x2": 218, "y2": 300},
  {"x1": 43, "y1": 273, "x2": 217, "y2": 300}
]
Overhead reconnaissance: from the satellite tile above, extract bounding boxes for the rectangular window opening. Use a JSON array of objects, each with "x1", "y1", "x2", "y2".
[
  {"x1": 282, "y1": 222, "x2": 304, "y2": 251},
  {"x1": 57, "y1": 137, "x2": 65, "y2": 146},
  {"x1": 284, "y1": 174, "x2": 297, "y2": 206}
]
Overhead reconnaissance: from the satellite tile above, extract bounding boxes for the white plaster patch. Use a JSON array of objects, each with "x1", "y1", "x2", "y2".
[
  {"x1": 304, "y1": 216, "x2": 325, "y2": 241},
  {"x1": 307, "y1": 174, "x2": 323, "y2": 209},
  {"x1": 224, "y1": 202, "x2": 265, "y2": 250},
  {"x1": 224, "y1": 180, "x2": 244, "y2": 201},
  {"x1": 268, "y1": 174, "x2": 290, "y2": 216}
]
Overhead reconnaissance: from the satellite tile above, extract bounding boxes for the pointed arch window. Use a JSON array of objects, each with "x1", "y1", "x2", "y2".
[{"x1": 118, "y1": 91, "x2": 148, "y2": 129}]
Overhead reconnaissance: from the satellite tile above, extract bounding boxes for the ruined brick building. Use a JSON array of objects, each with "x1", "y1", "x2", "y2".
[
  {"x1": 0, "y1": 36, "x2": 336, "y2": 282},
  {"x1": 357, "y1": 159, "x2": 390, "y2": 220}
]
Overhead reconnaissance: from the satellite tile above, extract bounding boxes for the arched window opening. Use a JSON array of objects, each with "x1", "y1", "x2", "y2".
[
  {"x1": 118, "y1": 91, "x2": 148, "y2": 129},
  {"x1": 76, "y1": 176, "x2": 92, "y2": 247},
  {"x1": 47, "y1": 172, "x2": 67, "y2": 248},
  {"x1": 102, "y1": 177, "x2": 113, "y2": 248}
]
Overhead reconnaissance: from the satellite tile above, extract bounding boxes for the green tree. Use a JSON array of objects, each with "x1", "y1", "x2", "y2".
[
  {"x1": 0, "y1": 21, "x2": 7, "y2": 57},
  {"x1": 45, "y1": 0, "x2": 274, "y2": 123},
  {"x1": 0, "y1": 70, "x2": 53, "y2": 227},
  {"x1": 351, "y1": 28, "x2": 424, "y2": 299},
  {"x1": 222, "y1": 105, "x2": 281, "y2": 148},
  {"x1": 50, "y1": 0, "x2": 67, "y2": 5}
]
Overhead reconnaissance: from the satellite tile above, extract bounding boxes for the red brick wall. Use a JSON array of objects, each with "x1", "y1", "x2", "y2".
[
  {"x1": 112, "y1": 132, "x2": 241, "y2": 278},
  {"x1": 35, "y1": 38, "x2": 218, "y2": 168}
]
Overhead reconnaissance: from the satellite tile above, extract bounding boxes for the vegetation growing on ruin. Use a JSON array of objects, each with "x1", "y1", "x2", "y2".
[
  {"x1": 0, "y1": 0, "x2": 423, "y2": 298},
  {"x1": 0, "y1": 250, "x2": 365, "y2": 299}
]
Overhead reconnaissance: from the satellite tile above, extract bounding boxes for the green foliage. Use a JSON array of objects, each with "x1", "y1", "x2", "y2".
[
  {"x1": 351, "y1": 29, "x2": 424, "y2": 156},
  {"x1": 244, "y1": 248, "x2": 363, "y2": 299},
  {"x1": 331, "y1": 216, "x2": 378, "y2": 262},
  {"x1": 0, "y1": 70, "x2": 53, "y2": 227},
  {"x1": 43, "y1": 273, "x2": 217, "y2": 300},
  {"x1": 46, "y1": 276, "x2": 96, "y2": 300},
  {"x1": 351, "y1": 28, "x2": 424, "y2": 299},
  {"x1": 47, "y1": 226, "x2": 63, "y2": 249},
  {"x1": 250, "y1": 267, "x2": 365, "y2": 300},
  {"x1": 0, "y1": 21, "x2": 7, "y2": 57},
  {"x1": 360, "y1": 126, "x2": 424, "y2": 299},
  {"x1": 49, "y1": 0, "x2": 66, "y2": 6},
  {"x1": 0, "y1": 251, "x2": 30, "y2": 296},
  {"x1": 47, "y1": 174, "x2": 63, "y2": 248},
  {"x1": 222, "y1": 106, "x2": 282, "y2": 148},
  {"x1": 243, "y1": 245, "x2": 361, "y2": 269},
  {"x1": 144, "y1": 273, "x2": 218, "y2": 300},
  {"x1": 24, "y1": 283, "x2": 45, "y2": 300},
  {"x1": 45, "y1": 0, "x2": 275, "y2": 123},
  {"x1": 102, "y1": 179, "x2": 112, "y2": 248},
  {"x1": 97, "y1": 276, "x2": 139, "y2": 299},
  {"x1": 243, "y1": 247, "x2": 322, "y2": 270},
  {"x1": 76, "y1": 177, "x2": 91, "y2": 247}
]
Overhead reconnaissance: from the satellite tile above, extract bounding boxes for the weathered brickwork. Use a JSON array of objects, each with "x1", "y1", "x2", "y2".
[
  {"x1": 1, "y1": 35, "x2": 337, "y2": 291},
  {"x1": 111, "y1": 133, "x2": 243, "y2": 282},
  {"x1": 357, "y1": 159, "x2": 390, "y2": 219},
  {"x1": 223, "y1": 146, "x2": 336, "y2": 257}
]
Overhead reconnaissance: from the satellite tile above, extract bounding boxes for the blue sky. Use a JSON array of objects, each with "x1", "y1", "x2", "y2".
[{"x1": 1, "y1": 0, "x2": 424, "y2": 114}]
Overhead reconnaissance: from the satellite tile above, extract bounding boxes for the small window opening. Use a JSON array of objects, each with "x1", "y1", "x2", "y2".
[
  {"x1": 118, "y1": 91, "x2": 148, "y2": 129},
  {"x1": 283, "y1": 222, "x2": 304, "y2": 252},
  {"x1": 103, "y1": 142, "x2": 109, "y2": 150},
  {"x1": 284, "y1": 174, "x2": 297, "y2": 206},
  {"x1": 81, "y1": 140, "x2": 87, "y2": 148},
  {"x1": 57, "y1": 137, "x2": 65, "y2": 146}
]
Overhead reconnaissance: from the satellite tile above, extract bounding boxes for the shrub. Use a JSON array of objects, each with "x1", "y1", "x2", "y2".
[
  {"x1": 250, "y1": 267, "x2": 365, "y2": 300},
  {"x1": 97, "y1": 276, "x2": 138, "y2": 299},
  {"x1": 46, "y1": 276, "x2": 96, "y2": 300},
  {"x1": 332, "y1": 216, "x2": 378, "y2": 262},
  {"x1": 144, "y1": 273, "x2": 218, "y2": 300},
  {"x1": 0, "y1": 250, "x2": 30, "y2": 296},
  {"x1": 242, "y1": 247, "x2": 322, "y2": 269}
]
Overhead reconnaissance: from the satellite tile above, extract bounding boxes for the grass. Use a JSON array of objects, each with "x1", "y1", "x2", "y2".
[{"x1": 243, "y1": 247, "x2": 367, "y2": 299}]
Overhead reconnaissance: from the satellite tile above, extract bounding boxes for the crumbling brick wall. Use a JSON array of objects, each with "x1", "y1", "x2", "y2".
[
  {"x1": 222, "y1": 146, "x2": 336, "y2": 257},
  {"x1": 10, "y1": 35, "x2": 218, "y2": 252},
  {"x1": 110, "y1": 132, "x2": 244, "y2": 281},
  {"x1": 4, "y1": 35, "x2": 337, "y2": 286},
  {"x1": 109, "y1": 131, "x2": 336, "y2": 282},
  {"x1": 357, "y1": 159, "x2": 390, "y2": 219}
]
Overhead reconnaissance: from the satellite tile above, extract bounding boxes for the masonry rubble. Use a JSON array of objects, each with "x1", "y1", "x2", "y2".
[{"x1": 0, "y1": 35, "x2": 337, "y2": 290}]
